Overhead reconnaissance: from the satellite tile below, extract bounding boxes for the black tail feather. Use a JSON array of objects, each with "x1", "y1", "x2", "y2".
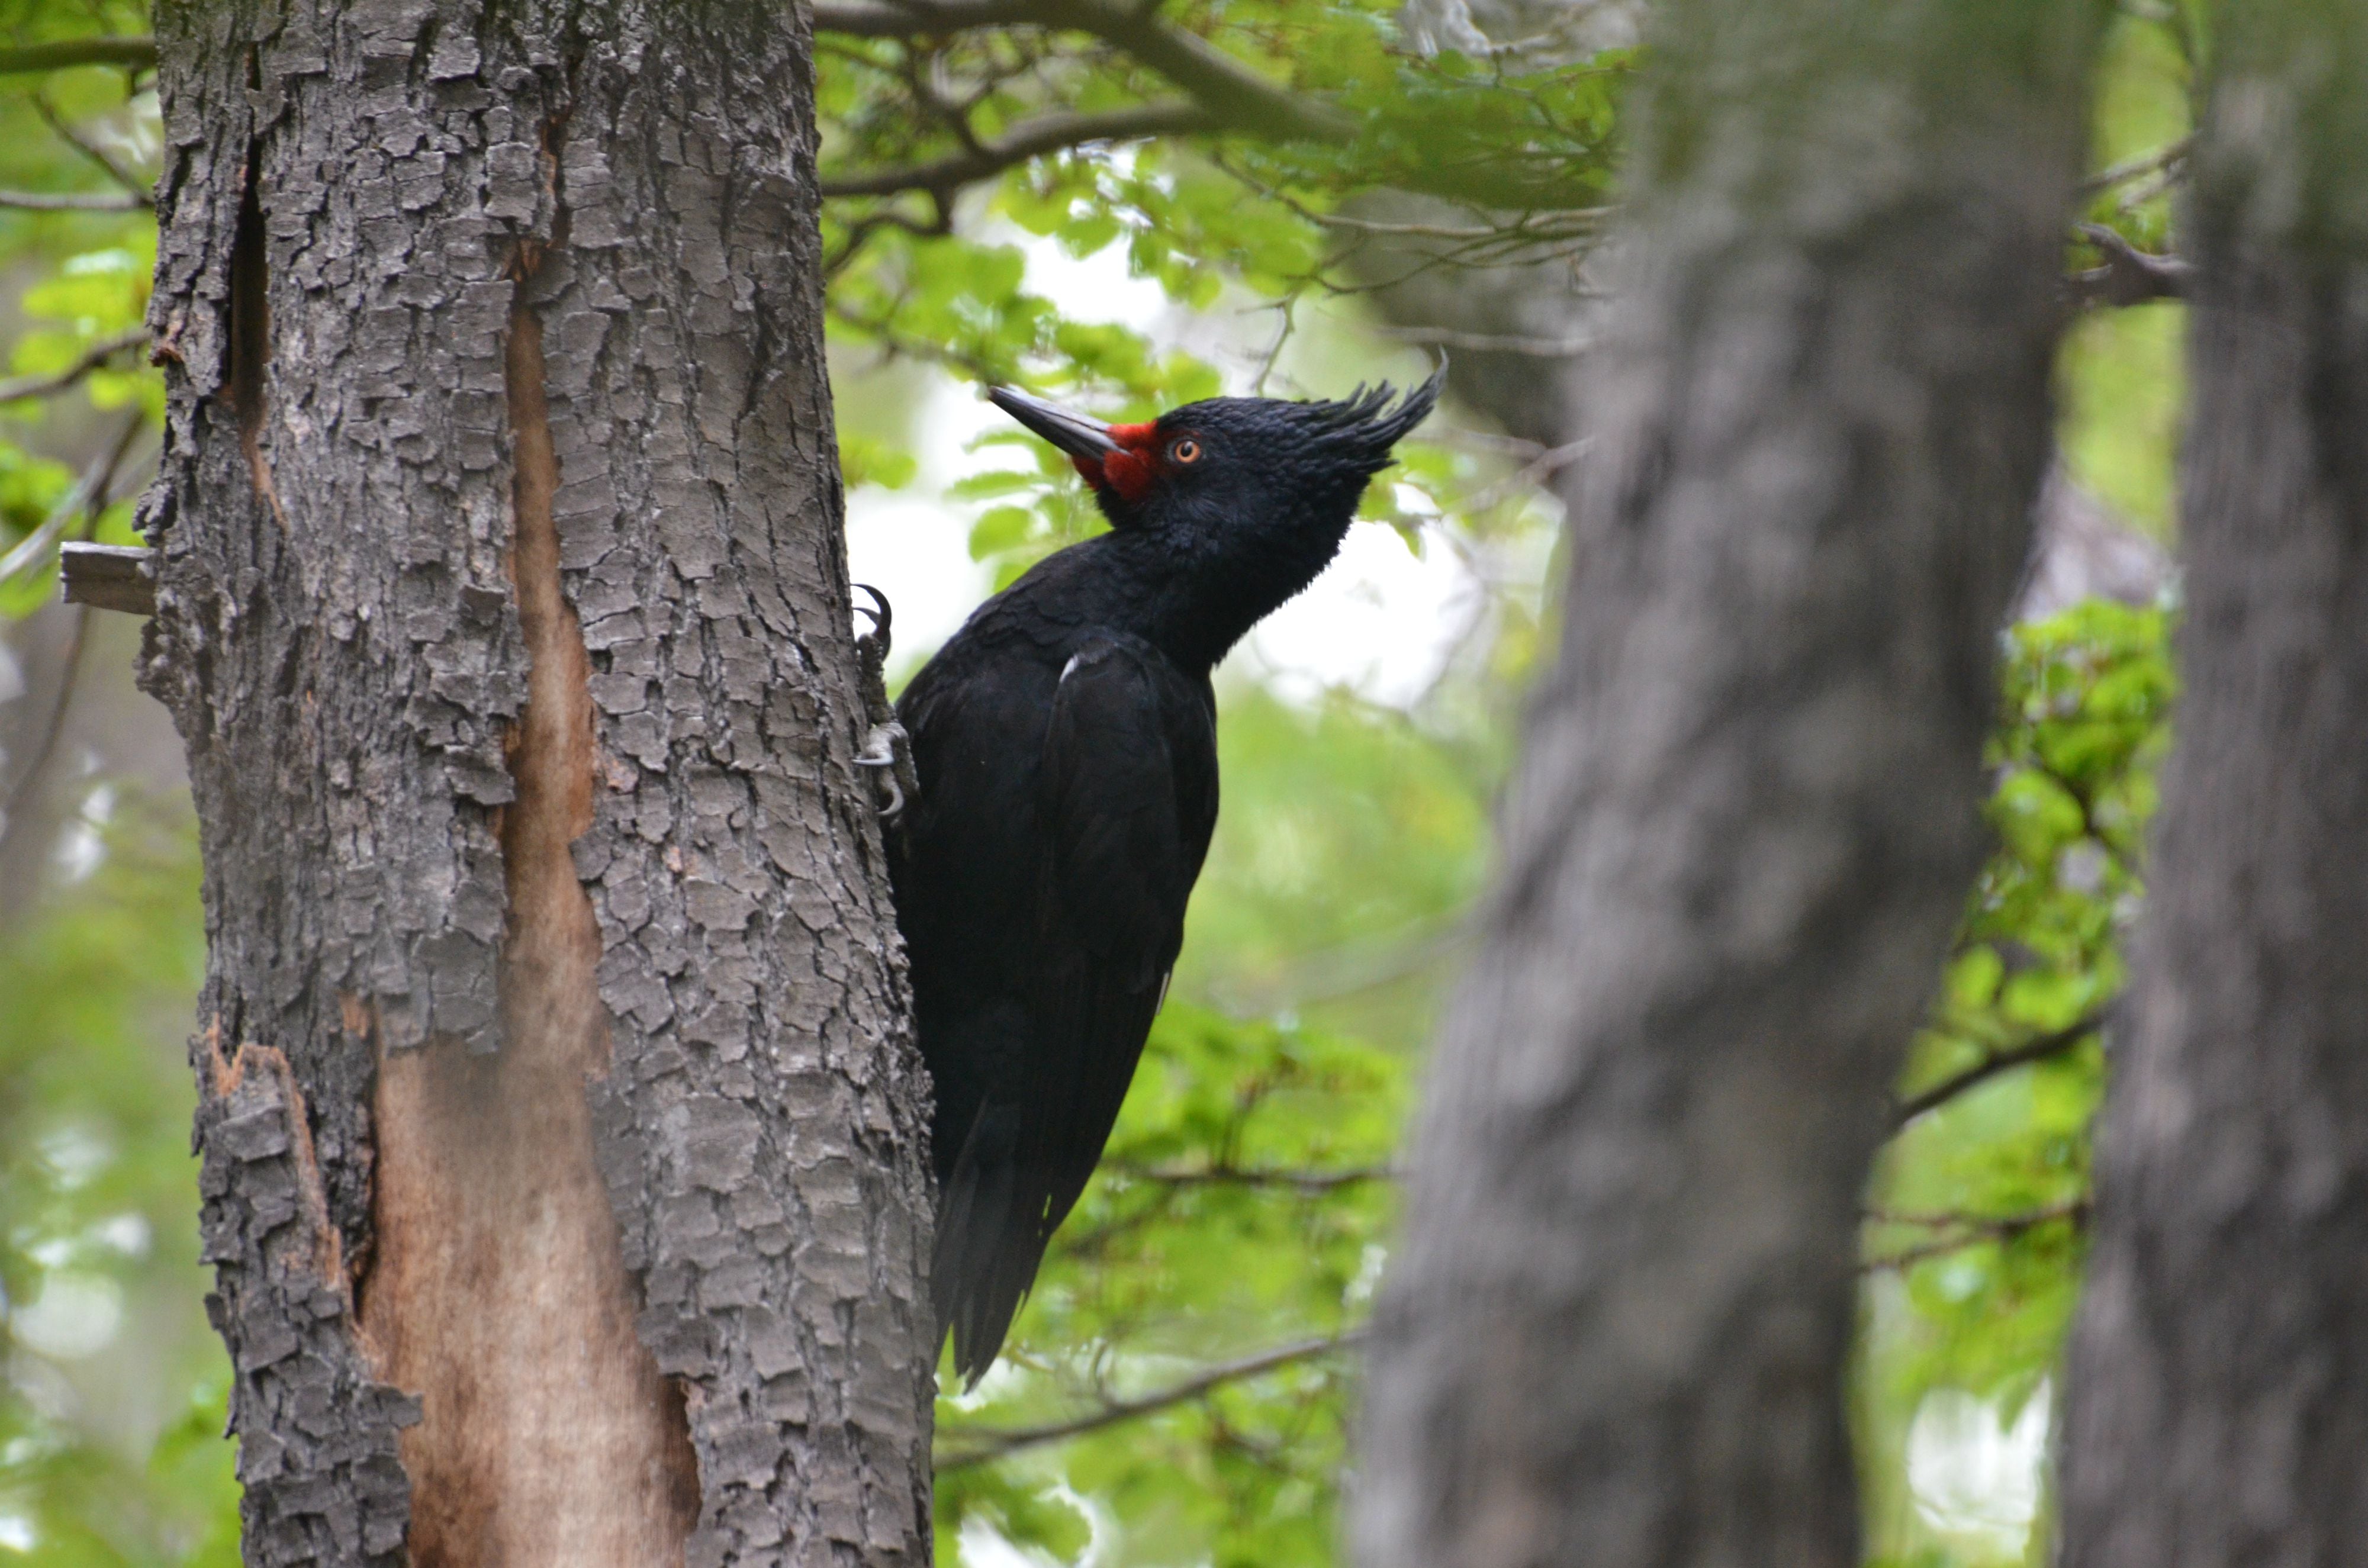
[{"x1": 933, "y1": 1107, "x2": 1050, "y2": 1386}]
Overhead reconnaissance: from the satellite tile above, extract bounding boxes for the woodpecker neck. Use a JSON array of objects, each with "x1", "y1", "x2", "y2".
[{"x1": 1116, "y1": 501, "x2": 1359, "y2": 672}]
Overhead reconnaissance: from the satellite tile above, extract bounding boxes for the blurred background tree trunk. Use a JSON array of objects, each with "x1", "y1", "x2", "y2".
[
  {"x1": 2058, "y1": 2, "x2": 2368, "y2": 1560},
  {"x1": 1352, "y1": 1, "x2": 2106, "y2": 1564},
  {"x1": 139, "y1": 1, "x2": 934, "y2": 1561}
]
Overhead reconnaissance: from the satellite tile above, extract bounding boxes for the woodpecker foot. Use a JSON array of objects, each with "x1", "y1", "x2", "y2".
[
  {"x1": 857, "y1": 719, "x2": 915, "y2": 821},
  {"x1": 853, "y1": 584, "x2": 920, "y2": 825}
]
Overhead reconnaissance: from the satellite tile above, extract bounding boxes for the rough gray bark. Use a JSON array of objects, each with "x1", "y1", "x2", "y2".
[
  {"x1": 2057, "y1": 4, "x2": 2368, "y2": 1561},
  {"x1": 1350, "y1": 3, "x2": 2105, "y2": 1565},
  {"x1": 139, "y1": 1, "x2": 935, "y2": 1563}
]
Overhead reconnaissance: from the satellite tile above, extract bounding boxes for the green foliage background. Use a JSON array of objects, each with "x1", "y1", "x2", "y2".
[{"x1": 0, "y1": 1, "x2": 2187, "y2": 1563}]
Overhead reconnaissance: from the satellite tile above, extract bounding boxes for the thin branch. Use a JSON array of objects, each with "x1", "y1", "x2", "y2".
[
  {"x1": 1303, "y1": 208, "x2": 1608, "y2": 242},
  {"x1": 0, "y1": 325, "x2": 151, "y2": 404},
  {"x1": 1861, "y1": 1200, "x2": 2090, "y2": 1273},
  {"x1": 0, "y1": 606, "x2": 91, "y2": 854},
  {"x1": 1102, "y1": 1161, "x2": 1398, "y2": 1192},
  {"x1": 1374, "y1": 323, "x2": 1592, "y2": 357},
  {"x1": 0, "y1": 419, "x2": 140, "y2": 586},
  {"x1": 822, "y1": 101, "x2": 1220, "y2": 197},
  {"x1": 2066, "y1": 223, "x2": 2190, "y2": 308},
  {"x1": 30, "y1": 92, "x2": 151, "y2": 195},
  {"x1": 824, "y1": 193, "x2": 955, "y2": 277},
  {"x1": 1890, "y1": 1009, "x2": 2109, "y2": 1130},
  {"x1": 0, "y1": 416, "x2": 146, "y2": 849},
  {"x1": 816, "y1": 0, "x2": 1034, "y2": 33},
  {"x1": 0, "y1": 187, "x2": 147, "y2": 211},
  {"x1": 935, "y1": 1331, "x2": 1362, "y2": 1469},
  {"x1": 1458, "y1": 436, "x2": 1591, "y2": 511},
  {"x1": 1247, "y1": 289, "x2": 1299, "y2": 396},
  {"x1": 1428, "y1": 425, "x2": 1551, "y2": 461},
  {"x1": 2077, "y1": 135, "x2": 2191, "y2": 197},
  {"x1": 1209, "y1": 912, "x2": 1471, "y2": 1015},
  {"x1": 0, "y1": 36, "x2": 157, "y2": 74},
  {"x1": 2113, "y1": 162, "x2": 2185, "y2": 218},
  {"x1": 813, "y1": 0, "x2": 1349, "y2": 140},
  {"x1": 1214, "y1": 153, "x2": 1611, "y2": 271},
  {"x1": 824, "y1": 295, "x2": 1005, "y2": 381}
]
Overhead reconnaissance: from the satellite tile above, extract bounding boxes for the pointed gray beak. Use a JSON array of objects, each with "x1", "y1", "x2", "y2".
[{"x1": 988, "y1": 387, "x2": 1121, "y2": 460}]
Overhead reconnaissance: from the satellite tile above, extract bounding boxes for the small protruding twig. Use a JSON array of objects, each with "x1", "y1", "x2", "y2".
[{"x1": 59, "y1": 542, "x2": 156, "y2": 616}]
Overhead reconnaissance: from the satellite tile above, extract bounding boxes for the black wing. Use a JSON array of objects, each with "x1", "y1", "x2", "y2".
[{"x1": 929, "y1": 632, "x2": 1217, "y2": 1382}]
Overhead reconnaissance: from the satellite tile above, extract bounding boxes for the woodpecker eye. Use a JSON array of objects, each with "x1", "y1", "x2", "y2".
[{"x1": 1169, "y1": 437, "x2": 1201, "y2": 465}]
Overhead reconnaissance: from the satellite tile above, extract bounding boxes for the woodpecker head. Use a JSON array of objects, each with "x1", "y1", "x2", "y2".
[{"x1": 986, "y1": 371, "x2": 1443, "y2": 545}]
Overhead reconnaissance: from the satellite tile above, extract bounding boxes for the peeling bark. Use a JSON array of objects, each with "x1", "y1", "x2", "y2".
[
  {"x1": 2057, "y1": 3, "x2": 2368, "y2": 1560},
  {"x1": 140, "y1": 1, "x2": 935, "y2": 1562},
  {"x1": 1350, "y1": 2, "x2": 2105, "y2": 1564}
]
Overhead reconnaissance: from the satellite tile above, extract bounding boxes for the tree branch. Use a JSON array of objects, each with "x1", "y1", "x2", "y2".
[
  {"x1": 2077, "y1": 135, "x2": 2190, "y2": 197},
  {"x1": 1890, "y1": 1009, "x2": 2109, "y2": 1130},
  {"x1": 0, "y1": 325, "x2": 152, "y2": 404},
  {"x1": 934, "y1": 1331, "x2": 1362, "y2": 1469},
  {"x1": 1861, "y1": 1200, "x2": 2090, "y2": 1273},
  {"x1": 0, "y1": 606, "x2": 89, "y2": 856},
  {"x1": 0, "y1": 417, "x2": 142, "y2": 845},
  {"x1": 0, "y1": 36, "x2": 157, "y2": 74},
  {"x1": 1103, "y1": 1161, "x2": 1398, "y2": 1192},
  {"x1": 28, "y1": 91, "x2": 152, "y2": 195},
  {"x1": 1375, "y1": 323, "x2": 1593, "y2": 357},
  {"x1": 823, "y1": 101, "x2": 1223, "y2": 196},
  {"x1": 0, "y1": 187, "x2": 147, "y2": 211},
  {"x1": 2067, "y1": 223, "x2": 2190, "y2": 307},
  {"x1": 813, "y1": 0, "x2": 1349, "y2": 140},
  {"x1": 0, "y1": 412, "x2": 143, "y2": 587}
]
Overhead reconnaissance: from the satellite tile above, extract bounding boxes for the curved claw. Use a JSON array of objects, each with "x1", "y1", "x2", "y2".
[
  {"x1": 855, "y1": 746, "x2": 907, "y2": 819},
  {"x1": 855, "y1": 720, "x2": 902, "y2": 769},
  {"x1": 852, "y1": 582, "x2": 892, "y2": 641}
]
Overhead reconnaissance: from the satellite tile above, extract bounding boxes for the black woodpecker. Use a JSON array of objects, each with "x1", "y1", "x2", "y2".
[{"x1": 872, "y1": 371, "x2": 1442, "y2": 1382}]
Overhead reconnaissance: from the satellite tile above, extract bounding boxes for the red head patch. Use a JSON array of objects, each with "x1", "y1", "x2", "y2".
[{"x1": 1075, "y1": 421, "x2": 1162, "y2": 503}]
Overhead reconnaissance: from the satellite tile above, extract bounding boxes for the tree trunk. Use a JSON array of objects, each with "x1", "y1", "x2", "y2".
[
  {"x1": 139, "y1": 2, "x2": 935, "y2": 1563},
  {"x1": 2057, "y1": 4, "x2": 2368, "y2": 1560},
  {"x1": 1350, "y1": 3, "x2": 2103, "y2": 1564}
]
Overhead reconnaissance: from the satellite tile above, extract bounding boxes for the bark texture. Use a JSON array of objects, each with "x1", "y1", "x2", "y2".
[
  {"x1": 2057, "y1": 4, "x2": 2368, "y2": 1561},
  {"x1": 140, "y1": 1, "x2": 935, "y2": 1562},
  {"x1": 1350, "y1": 4, "x2": 2104, "y2": 1565}
]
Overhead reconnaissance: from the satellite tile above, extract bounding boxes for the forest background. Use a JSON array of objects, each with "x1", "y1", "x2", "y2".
[{"x1": 0, "y1": 0, "x2": 2186, "y2": 1562}]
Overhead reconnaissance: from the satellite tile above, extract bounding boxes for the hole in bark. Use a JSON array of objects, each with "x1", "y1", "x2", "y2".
[
  {"x1": 226, "y1": 162, "x2": 268, "y2": 437},
  {"x1": 224, "y1": 151, "x2": 283, "y2": 523}
]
